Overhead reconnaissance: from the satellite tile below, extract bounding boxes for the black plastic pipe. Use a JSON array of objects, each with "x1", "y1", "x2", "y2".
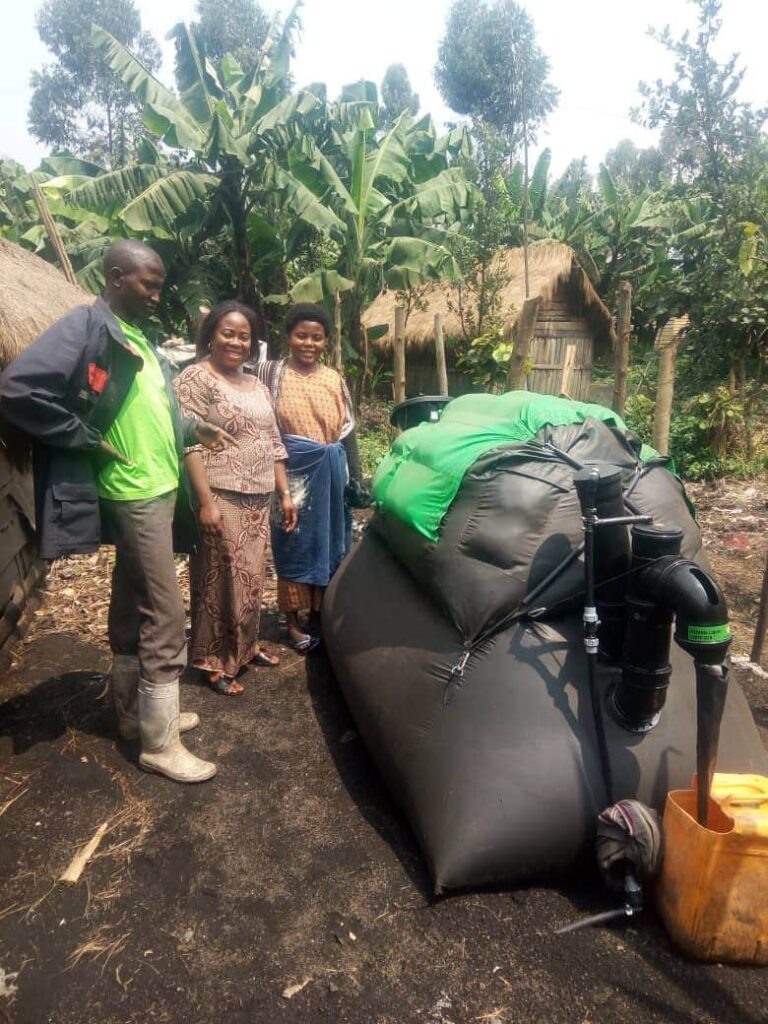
[
  {"x1": 574, "y1": 466, "x2": 614, "y2": 805},
  {"x1": 695, "y1": 662, "x2": 730, "y2": 827},
  {"x1": 610, "y1": 525, "x2": 732, "y2": 825},
  {"x1": 610, "y1": 526, "x2": 684, "y2": 731},
  {"x1": 612, "y1": 527, "x2": 731, "y2": 730},
  {"x1": 633, "y1": 555, "x2": 731, "y2": 665},
  {"x1": 574, "y1": 465, "x2": 632, "y2": 662},
  {"x1": 612, "y1": 596, "x2": 676, "y2": 731}
]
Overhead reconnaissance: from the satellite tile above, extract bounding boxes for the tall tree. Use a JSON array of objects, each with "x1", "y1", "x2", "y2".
[
  {"x1": 451, "y1": 123, "x2": 552, "y2": 351},
  {"x1": 380, "y1": 64, "x2": 419, "y2": 130},
  {"x1": 28, "y1": 0, "x2": 161, "y2": 168},
  {"x1": 604, "y1": 139, "x2": 666, "y2": 192},
  {"x1": 634, "y1": 0, "x2": 765, "y2": 200},
  {"x1": 435, "y1": 0, "x2": 557, "y2": 295},
  {"x1": 434, "y1": 0, "x2": 557, "y2": 149},
  {"x1": 633, "y1": 0, "x2": 768, "y2": 463},
  {"x1": 190, "y1": 0, "x2": 270, "y2": 71}
]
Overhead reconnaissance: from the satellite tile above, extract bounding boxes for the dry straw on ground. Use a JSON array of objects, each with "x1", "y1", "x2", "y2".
[{"x1": 67, "y1": 923, "x2": 131, "y2": 972}]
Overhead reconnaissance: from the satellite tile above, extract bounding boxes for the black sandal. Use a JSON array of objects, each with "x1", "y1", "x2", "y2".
[
  {"x1": 251, "y1": 648, "x2": 280, "y2": 667},
  {"x1": 289, "y1": 633, "x2": 320, "y2": 654},
  {"x1": 208, "y1": 674, "x2": 244, "y2": 696}
]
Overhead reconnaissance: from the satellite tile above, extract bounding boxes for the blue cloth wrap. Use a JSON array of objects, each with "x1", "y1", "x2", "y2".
[{"x1": 271, "y1": 434, "x2": 351, "y2": 587}]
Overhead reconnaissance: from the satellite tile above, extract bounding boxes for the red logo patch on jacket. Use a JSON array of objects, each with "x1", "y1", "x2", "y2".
[{"x1": 88, "y1": 362, "x2": 109, "y2": 394}]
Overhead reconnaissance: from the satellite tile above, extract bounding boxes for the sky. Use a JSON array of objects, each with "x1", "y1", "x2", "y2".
[{"x1": 1, "y1": 0, "x2": 766, "y2": 178}]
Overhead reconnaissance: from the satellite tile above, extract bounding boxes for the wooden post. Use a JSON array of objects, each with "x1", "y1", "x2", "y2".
[
  {"x1": 32, "y1": 185, "x2": 77, "y2": 286},
  {"x1": 434, "y1": 313, "x2": 448, "y2": 396},
  {"x1": 393, "y1": 306, "x2": 407, "y2": 405},
  {"x1": 362, "y1": 326, "x2": 370, "y2": 400},
  {"x1": 506, "y1": 296, "x2": 541, "y2": 391},
  {"x1": 560, "y1": 342, "x2": 577, "y2": 398},
  {"x1": 522, "y1": 87, "x2": 530, "y2": 300},
  {"x1": 751, "y1": 550, "x2": 768, "y2": 666},
  {"x1": 333, "y1": 290, "x2": 343, "y2": 372},
  {"x1": 653, "y1": 321, "x2": 682, "y2": 455},
  {"x1": 612, "y1": 280, "x2": 632, "y2": 415}
]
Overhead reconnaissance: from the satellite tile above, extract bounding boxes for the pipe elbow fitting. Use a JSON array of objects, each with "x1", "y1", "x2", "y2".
[{"x1": 634, "y1": 556, "x2": 731, "y2": 664}]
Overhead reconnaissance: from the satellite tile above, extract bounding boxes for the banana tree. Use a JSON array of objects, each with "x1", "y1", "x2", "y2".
[
  {"x1": 491, "y1": 147, "x2": 552, "y2": 241},
  {"x1": 535, "y1": 163, "x2": 697, "y2": 339},
  {"x1": 1, "y1": 146, "x2": 222, "y2": 328},
  {"x1": 72, "y1": 4, "x2": 319, "y2": 328},
  {"x1": 0, "y1": 154, "x2": 124, "y2": 291},
  {"x1": 278, "y1": 87, "x2": 475, "y2": 355}
]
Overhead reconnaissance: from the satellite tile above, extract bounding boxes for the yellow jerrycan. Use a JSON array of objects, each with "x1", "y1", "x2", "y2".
[{"x1": 656, "y1": 773, "x2": 768, "y2": 963}]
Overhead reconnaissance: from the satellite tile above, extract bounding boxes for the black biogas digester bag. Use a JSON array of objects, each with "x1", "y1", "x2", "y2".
[{"x1": 323, "y1": 393, "x2": 766, "y2": 892}]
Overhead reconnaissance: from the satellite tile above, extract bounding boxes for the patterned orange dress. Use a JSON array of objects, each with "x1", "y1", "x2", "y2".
[{"x1": 175, "y1": 363, "x2": 287, "y2": 676}]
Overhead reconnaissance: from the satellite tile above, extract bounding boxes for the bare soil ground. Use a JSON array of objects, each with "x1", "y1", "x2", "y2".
[
  {"x1": 0, "y1": 484, "x2": 766, "y2": 1024},
  {"x1": 685, "y1": 479, "x2": 767, "y2": 667}
]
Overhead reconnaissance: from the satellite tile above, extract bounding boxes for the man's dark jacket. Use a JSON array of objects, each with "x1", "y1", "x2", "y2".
[{"x1": 0, "y1": 297, "x2": 199, "y2": 559}]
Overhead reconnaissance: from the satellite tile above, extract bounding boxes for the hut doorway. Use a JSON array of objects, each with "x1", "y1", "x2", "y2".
[{"x1": 528, "y1": 290, "x2": 596, "y2": 401}]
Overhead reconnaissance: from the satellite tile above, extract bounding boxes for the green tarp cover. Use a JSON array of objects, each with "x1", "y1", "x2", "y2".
[{"x1": 373, "y1": 391, "x2": 659, "y2": 542}]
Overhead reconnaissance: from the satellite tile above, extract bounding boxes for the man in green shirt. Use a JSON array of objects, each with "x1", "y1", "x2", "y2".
[
  {"x1": 97, "y1": 315, "x2": 181, "y2": 503},
  {"x1": 100, "y1": 241, "x2": 237, "y2": 784},
  {"x1": 0, "y1": 239, "x2": 233, "y2": 783}
]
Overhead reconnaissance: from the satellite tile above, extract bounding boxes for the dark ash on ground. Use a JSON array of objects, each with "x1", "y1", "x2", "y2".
[{"x1": 0, "y1": 486, "x2": 766, "y2": 1024}]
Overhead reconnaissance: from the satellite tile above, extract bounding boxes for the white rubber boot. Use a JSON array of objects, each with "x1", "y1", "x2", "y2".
[
  {"x1": 111, "y1": 655, "x2": 199, "y2": 740},
  {"x1": 138, "y1": 681, "x2": 216, "y2": 783}
]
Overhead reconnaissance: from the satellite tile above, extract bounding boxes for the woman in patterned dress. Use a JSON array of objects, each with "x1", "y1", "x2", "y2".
[
  {"x1": 175, "y1": 302, "x2": 297, "y2": 695},
  {"x1": 257, "y1": 304, "x2": 363, "y2": 651}
]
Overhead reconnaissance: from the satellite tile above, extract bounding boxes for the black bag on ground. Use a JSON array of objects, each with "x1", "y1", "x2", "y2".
[{"x1": 323, "y1": 414, "x2": 766, "y2": 892}]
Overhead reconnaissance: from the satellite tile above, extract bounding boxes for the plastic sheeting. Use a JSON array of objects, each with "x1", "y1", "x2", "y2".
[
  {"x1": 373, "y1": 391, "x2": 661, "y2": 541},
  {"x1": 374, "y1": 416, "x2": 701, "y2": 641}
]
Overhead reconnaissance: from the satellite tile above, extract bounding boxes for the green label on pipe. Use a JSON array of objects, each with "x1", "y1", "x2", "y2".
[{"x1": 686, "y1": 624, "x2": 731, "y2": 643}]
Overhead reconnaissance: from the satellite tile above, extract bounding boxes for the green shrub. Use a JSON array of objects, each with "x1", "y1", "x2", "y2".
[
  {"x1": 456, "y1": 327, "x2": 514, "y2": 392},
  {"x1": 623, "y1": 393, "x2": 655, "y2": 443},
  {"x1": 626, "y1": 386, "x2": 767, "y2": 480},
  {"x1": 356, "y1": 399, "x2": 394, "y2": 479}
]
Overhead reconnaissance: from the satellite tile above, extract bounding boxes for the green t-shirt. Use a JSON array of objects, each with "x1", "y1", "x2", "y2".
[{"x1": 97, "y1": 318, "x2": 180, "y2": 501}]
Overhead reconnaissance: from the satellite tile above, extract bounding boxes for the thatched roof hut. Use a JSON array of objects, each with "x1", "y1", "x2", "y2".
[
  {"x1": 364, "y1": 243, "x2": 615, "y2": 401},
  {"x1": 0, "y1": 238, "x2": 93, "y2": 369},
  {"x1": 0, "y1": 240, "x2": 94, "y2": 647}
]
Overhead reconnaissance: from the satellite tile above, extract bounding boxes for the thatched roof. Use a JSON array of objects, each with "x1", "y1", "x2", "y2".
[
  {"x1": 0, "y1": 239, "x2": 94, "y2": 369},
  {"x1": 364, "y1": 243, "x2": 614, "y2": 353}
]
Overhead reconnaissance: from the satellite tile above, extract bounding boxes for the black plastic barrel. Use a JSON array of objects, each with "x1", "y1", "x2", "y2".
[{"x1": 390, "y1": 395, "x2": 453, "y2": 431}]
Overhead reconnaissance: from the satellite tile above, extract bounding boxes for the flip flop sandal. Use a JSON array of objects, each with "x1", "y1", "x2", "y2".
[
  {"x1": 291, "y1": 633, "x2": 320, "y2": 654},
  {"x1": 252, "y1": 648, "x2": 280, "y2": 667},
  {"x1": 208, "y1": 674, "x2": 244, "y2": 696}
]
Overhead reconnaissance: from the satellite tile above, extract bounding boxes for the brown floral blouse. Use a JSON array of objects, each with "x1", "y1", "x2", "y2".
[{"x1": 174, "y1": 362, "x2": 287, "y2": 495}]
